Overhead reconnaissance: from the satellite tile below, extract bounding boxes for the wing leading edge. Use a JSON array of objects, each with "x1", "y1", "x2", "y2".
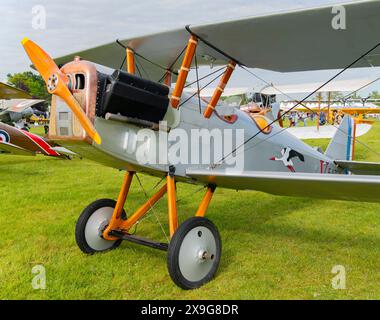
[{"x1": 186, "y1": 169, "x2": 380, "y2": 203}]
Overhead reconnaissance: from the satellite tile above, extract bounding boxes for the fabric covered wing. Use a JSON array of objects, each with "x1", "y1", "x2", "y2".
[
  {"x1": 261, "y1": 78, "x2": 378, "y2": 95},
  {"x1": 54, "y1": 1, "x2": 380, "y2": 82},
  {"x1": 287, "y1": 124, "x2": 372, "y2": 140},
  {"x1": 0, "y1": 142, "x2": 35, "y2": 156},
  {"x1": 186, "y1": 169, "x2": 380, "y2": 203},
  {"x1": 336, "y1": 160, "x2": 380, "y2": 176},
  {"x1": 5, "y1": 99, "x2": 45, "y2": 112},
  {"x1": 0, "y1": 83, "x2": 31, "y2": 99}
]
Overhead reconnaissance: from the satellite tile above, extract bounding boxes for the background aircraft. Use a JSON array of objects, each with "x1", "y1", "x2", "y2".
[
  {"x1": 0, "y1": 121, "x2": 69, "y2": 158},
  {"x1": 0, "y1": 81, "x2": 46, "y2": 130},
  {"x1": 22, "y1": 0, "x2": 380, "y2": 289},
  {"x1": 258, "y1": 78, "x2": 380, "y2": 140},
  {"x1": 0, "y1": 82, "x2": 68, "y2": 157},
  {"x1": 0, "y1": 82, "x2": 31, "y2": 99},
  {"x1": 0, "y1": 98, "x2": 46, "y2": 129}
]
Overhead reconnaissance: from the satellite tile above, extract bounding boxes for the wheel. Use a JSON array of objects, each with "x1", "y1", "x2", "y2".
[
  {"x1": 167, "y1": 217, "x2": 222, "y2": 290},
  {"x1": 75, "y1": 199, "x2": 124, "y2": 254}
]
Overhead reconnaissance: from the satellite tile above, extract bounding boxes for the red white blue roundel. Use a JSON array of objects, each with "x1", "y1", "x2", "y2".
[{"x1": 0, "y1": 130, "x2": 10, "y2": 143}]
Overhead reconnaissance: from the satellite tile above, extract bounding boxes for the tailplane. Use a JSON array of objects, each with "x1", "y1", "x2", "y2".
[{"x1": 325, "y1": 115, "x2": 355, "y2": 161}]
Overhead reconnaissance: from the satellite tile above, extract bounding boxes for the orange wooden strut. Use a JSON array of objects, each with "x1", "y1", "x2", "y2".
[
  {"x1": 352, "y1": 120, "x2": 357, "y2": 160},
  {"x1": 204, "y1": 61, "x2": 236, "y2": 118},
  {"x1": 103, "y1": 171, "x2": 134, "y2": 240},
  {"x1": 196, "y1": 185, "x2": 216, "y2": 217},
  {"x1": 103, "y1": 183, "x2": 168, "y2": 240},
  {"x1": 164, "y1": 70, "x2": 172, "y2": 86},
  {"x1": 126, "y1": 48, "x2": 135, "y2": 74},
  {"x1": 170, "y1": 35, "x2": 198, "y2": 108},
  {"x1": 102, "y1": 167, "x2": 181, "y2": 241},
  {"x1": 167, "y1": 169, "x2": 178, "y2": 237},
  {"x1": 120, "y1": 184, "x2": 168, "y2": 231}
]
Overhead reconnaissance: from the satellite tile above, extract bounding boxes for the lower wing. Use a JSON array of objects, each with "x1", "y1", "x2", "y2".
[
  {"x1": 287, "y1": 124, "x2": 371, "y2": 140},
  {"x1": 187, "y1": 169, "x2": 380, "y2": 203},
  {"x1": 335, "y1": 160, "x2": 380, "y2": 176},
  {"x1": 0, "y1": 142, "x2": 35, "y2": 156}
]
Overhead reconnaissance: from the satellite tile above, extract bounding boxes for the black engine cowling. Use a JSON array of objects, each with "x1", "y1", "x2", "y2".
[{"x1": 96, "y1": 69, "x2": 170, "y2": 124}]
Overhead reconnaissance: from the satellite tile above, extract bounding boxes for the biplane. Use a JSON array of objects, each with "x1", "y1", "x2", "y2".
[
  {"x1": 22, "y1": 0, "x2": 380, "y2": 289},
  {"x1": 262, "y1": 78, "x2": 380, "y2": 116},
  {"x1": 0, "y1": 121, "x2": 69, "y2": 157},
  {"x1": 0, "y1": 82, "x2": 43, "y2": 129},
  {"x1": 260, "y1": 77, "x2": 380, "y2": 140},
  {"x1": 0, "y1": 82, "x2": 66, "y2": 157},
  {"x1": 0, "y1": 98, "x2": 46, "y2": 129}
]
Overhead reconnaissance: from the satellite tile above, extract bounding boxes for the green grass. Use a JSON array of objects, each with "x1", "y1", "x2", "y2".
[{"x1": 0, "y1": 123, "x2": 380, "y2": 300}]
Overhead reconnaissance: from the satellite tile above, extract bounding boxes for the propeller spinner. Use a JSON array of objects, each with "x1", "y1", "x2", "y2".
[{"x1": 21, "y1": 38, "x2": 101, "y2": 145}]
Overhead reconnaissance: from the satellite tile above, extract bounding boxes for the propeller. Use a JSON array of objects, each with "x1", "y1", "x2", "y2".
[{"x1": 21, "y1": 38, "x2": 101, "y2": 145}]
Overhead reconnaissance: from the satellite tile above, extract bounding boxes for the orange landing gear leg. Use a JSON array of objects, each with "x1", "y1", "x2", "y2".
[
  {"x1": 196, "y1": 185, "x2": 216, "y2": 217},
  {"x1": 103, "y1": 171, "x2": 134, "y2": 240},
  {"x1": 167, "y1": 166, "x2": 178, "y2": 238}
]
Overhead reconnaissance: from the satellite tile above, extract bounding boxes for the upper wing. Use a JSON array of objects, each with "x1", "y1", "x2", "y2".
[
  {"x1": 0, "y1": 83, "x2": 31, "y2": 100},
  {"x1": 186, "y1": 169, "x2": 380, "y2": 203},
  {"x1": 0, "y1": 142, "x2": 35, "y2": 156},
  {"x1": 54, "y1": 1, "x2": 380, "y2": 82}
]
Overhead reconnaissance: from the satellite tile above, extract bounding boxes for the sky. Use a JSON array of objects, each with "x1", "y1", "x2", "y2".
[{"x1": 1, "y1": 0, "x2": 379, "y2": 98}]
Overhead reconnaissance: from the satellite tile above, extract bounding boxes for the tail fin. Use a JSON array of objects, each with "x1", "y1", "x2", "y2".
[{"x1": 325, "y1": 115, "x2": 355, "y2": 160}]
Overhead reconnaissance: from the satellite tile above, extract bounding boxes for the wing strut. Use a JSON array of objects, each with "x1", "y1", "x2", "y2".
[
  {"x1": 126, "y1": 47, "x2": 135, "y2": 74},
  {"x1": 171, "y1": 35, "x2": 198, "y2": 108},
  {"x1": 204, "y1": 61, "x2": 236, "y2": 118},
  {"x1": 170, "y1": 33, "x2": 237, "y2": 118}
]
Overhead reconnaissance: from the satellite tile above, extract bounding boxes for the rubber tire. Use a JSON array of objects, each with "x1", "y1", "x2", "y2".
[
  {"x1": 167, "y1": 217, "x2": 222, "y2": 290},
  {"x1": 75, "y1": 199, "x2": 124, "y2": 254}
]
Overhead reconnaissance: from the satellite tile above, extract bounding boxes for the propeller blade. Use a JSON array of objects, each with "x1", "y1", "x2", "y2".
[{"x1": 21, "y1": 38, "x2": 101, "y2": 145}]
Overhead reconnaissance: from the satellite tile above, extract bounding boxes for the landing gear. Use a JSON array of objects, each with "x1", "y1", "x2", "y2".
[
  {"x1": 75, "y1": 199, "x2": 124, "y2": 254},
  {"x1": 167, "y1": 217, "x2": 221, "y2": 290},
  {"x1": 75, "y1": 170, "x2": 220, "y2": 289}
]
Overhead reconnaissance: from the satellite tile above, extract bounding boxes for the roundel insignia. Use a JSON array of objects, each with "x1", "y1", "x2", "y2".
[{"x1": 0, "y1": 130, "x2": 10, "y2": 143}]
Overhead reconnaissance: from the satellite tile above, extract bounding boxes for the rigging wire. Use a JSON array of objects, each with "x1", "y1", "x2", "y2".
[
  {"x1": 216, "y1": 72, "x2": 380, "y2": 165},
  {"x1": 158, "y1": 45, "x2": 188, "y2": 83},
  {"x1": 135, "y1": 55, "x2": 150, "y2": 80},
  {"x1": 342, "y1": 76, "x2": 380, "y2": 100},
  {"x1": 134, "y1": 58, "x2": 143, "y2": 78},
  {"x1": 177, "y1": 67, "x2": 226, "y2": 108},
  {"x1": 119, "y1": 55, "x2": 126, "y2": 70},
  {"x1": 194, "y1": 54, "x2": 202, "y2": 114},
  {"x1": 135, "y1": 174, "x2": 169, "y2": 242},
  {"x1": 243, "y1": 69, "x2": 380, "y2": 159},
  {"x1": 176, "y1": 185, "x2": 206, "y2": 204},
  {"x1": 116, "y1": 39, "x2": 178, "y2": 77},
  {"x1": 184, "y1": 67, "x2": 225, "y2": 88},
  {"x1": 215, "y1": 41, "x2": 380, "y2": 166}
]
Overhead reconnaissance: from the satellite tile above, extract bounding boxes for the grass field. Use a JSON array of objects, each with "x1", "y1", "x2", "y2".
[{"x1": 0, "y1": 123, "x2": 379, "y2": 300}]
